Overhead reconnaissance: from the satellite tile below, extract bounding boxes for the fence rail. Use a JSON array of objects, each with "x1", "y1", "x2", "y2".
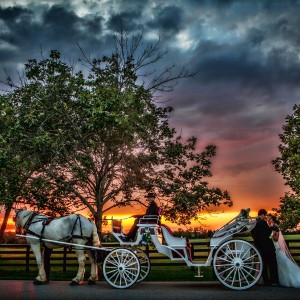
[{"x1": 0, "y1": 238, "x2": 299, "y2": 272}]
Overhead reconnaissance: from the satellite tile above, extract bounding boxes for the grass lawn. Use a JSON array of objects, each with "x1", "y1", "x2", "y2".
[{"x1": 0, "y1": 235, "x2": 299, "y2": 281}]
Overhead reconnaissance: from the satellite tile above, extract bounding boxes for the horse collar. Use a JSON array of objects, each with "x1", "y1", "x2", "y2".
[{"x1": 23, "y1": 212, "x2": 39, "y2": 234}]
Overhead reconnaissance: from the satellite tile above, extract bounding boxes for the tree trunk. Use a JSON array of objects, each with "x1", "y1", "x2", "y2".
[
  {"x1": 0, "y1": 205, "x2": 13, "y2": 243},
  {"x1": 95, "y1": 211, "x2": 103, "y2": 239}
]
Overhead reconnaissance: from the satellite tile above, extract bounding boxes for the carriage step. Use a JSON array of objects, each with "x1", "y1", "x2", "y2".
[{"x1": 194, "y1": 267, "x2": 204, "y2": 278}]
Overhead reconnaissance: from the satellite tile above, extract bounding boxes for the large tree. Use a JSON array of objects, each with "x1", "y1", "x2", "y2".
[
  {"x1": 1, "y1": 32, "x2": 231, "y2": 234},
  {"x1": 273, "y1": 104, "x2": 300, "y2": 231},
  {"x1": 0, "y1": 94, "x2": 74, "y2": 241}
]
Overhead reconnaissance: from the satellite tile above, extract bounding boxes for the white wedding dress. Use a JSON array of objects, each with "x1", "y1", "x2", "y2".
[{"x1": 273, "y1": 232, "x2": 300, "y2": 288}]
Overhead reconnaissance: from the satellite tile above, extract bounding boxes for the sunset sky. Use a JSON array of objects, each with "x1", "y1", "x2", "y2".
[{"x1": 1, "y1": 0, "x2": 299, "y2": 231}]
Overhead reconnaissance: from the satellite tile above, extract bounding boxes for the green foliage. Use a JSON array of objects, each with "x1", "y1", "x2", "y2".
[
  {"x1": 0, "y1": 31, "x2": 232, "y2": 232},
  {"x1": 273, "y1": 104, "x2": 300, "y2": 231},
  {"x1": 273, "y1": 104, "x2": 300, "y2": 194},
  {"x1": 272, "y1": 193, "x2": 300, "y2": 232}
]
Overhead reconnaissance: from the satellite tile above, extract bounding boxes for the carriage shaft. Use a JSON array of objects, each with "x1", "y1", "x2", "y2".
[{"x1": 16, "y1": 234, "x2": 111, "y2": 251}]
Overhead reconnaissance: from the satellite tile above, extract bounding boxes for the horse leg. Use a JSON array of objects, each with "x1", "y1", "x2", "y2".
[
  {"x1": 86, "y1": 250, "x2": 98, "y2": 285},
  {"x1": 71, "y1": 249, "x2": 86, "y2": 285},
  {"x1": 31, "y1": 244, "x2": 47, "y2": 284}
]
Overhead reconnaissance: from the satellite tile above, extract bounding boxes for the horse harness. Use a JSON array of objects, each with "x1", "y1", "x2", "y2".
[{"x1": 19, "y1": 212, "x2": 93, "y2": 248}]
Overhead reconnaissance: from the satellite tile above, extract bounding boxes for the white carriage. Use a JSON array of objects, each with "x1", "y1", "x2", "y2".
[
  {"x1": 16, "y1": 208, "x2": 262, "y2": 290},
  {"x1": 106, "y1": 208, "x2": 263, "y2": 290}
]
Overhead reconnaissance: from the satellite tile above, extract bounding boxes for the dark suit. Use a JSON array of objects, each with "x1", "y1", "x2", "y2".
[
  {"x1": 126, "y1": 201, "x2": 160, "y2": 240},
  {"x1": 251, "y1": 217, "x2": 279, "y2": 285},
  {"x1": 145, "y1": 200, "x2": 159, "y2": 215}
]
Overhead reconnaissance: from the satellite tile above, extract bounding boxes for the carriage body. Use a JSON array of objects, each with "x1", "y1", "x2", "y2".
[
  {"x1": 15, "y1": 208, "x2": 262, "y2": 290},
  {"x1": 110, "y1": 208, "x2": 263, "y2": 290}
]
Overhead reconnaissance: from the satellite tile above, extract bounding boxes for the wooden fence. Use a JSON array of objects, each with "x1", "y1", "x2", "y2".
[{"x1": 0, "y1": 238, "x2": 299, "y2": 272}]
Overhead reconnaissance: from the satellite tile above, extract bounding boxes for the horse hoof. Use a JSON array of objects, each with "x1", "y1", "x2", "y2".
[
  {"x1": 88, "y1": 280, "x2": 96, "y2": 285},
  {"x1": 33, "y1": 279, "x2": 44, "y2": 285}
]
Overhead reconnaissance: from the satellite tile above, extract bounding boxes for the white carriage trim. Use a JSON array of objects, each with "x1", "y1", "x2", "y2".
[{"x1": 160, "y1": 226, "x2": 187, "y2": 248}]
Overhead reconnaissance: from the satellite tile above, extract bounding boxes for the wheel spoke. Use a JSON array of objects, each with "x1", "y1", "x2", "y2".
[
  {"x1": 213, "y1": 240, "x2": 262, "y2": 290},
  {"x1": 243, "y1": 265, "x2": 260, "y2": 272},
  {"x1": 223, "y1": 267, "x2": 235, "y2": 282},
  {"x1": 105, "y1": 265, "x2": 119, "y2": 269},
  {"x1": 239, "y1": 268, "x2": 250, "y2": 285},
  {"x1": 111, "y1": 271, "x2": 120, "y2": 284},
  {"x1": 241, "y1": 246, "x2": 251, "y2": 259},
  {"x1": 243, "y1": 252, "x2": 258, "y2": 262},
  {"x1": 106, "y1": 268, "x2": 119, "y2": 275},
  {"x1": 122, "y1": 272, "x2": 129, "y2": 286},
  {"x1": 240, "y1": 266, "x2": 256, "y2": 280},
  {"x1": 226, "y1": 244, "x2": 235, "y2": 258},
  {"x1": 238, "y1": 242, "x2": 245, "y2": 258},
  {"x1": 237, "y1": 269, "x2": 242, "y2": 287},
  {"x1": 103, "y1": 249, "x2": 140, "y2": 289},
  {"x1": 215, "y1": 263, "x2": 233, "y2": 267},
  {"x1": 217, "y1": 256, "x2": 233, "y2": 263},
  {"x1": 230, "y1": 269, "x2": 237, "y2": 285},
  {"x1": 140, "y1": 269, "x2": 147, "y2": 276},
  {"x1": 109, "y1": 254, "x2": 120, "y2": 265},
  {"x1": 243, "y1": 260, "x2": 260, "y2": 265},
  {"x1": 219, "y1": 266, "x2": 234, "y2": 276},
  {"x1": 135, "y1": 249, "x2": 151, "y2": 282}
]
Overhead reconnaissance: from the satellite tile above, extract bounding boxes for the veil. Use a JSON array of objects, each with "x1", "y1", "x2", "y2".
[{"x1": 278, "y1": 231, "x2": 298, "y2": 265}]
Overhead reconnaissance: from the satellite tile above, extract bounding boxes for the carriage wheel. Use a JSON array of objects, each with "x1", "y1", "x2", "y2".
[
  {"x1": 103, "y1": 248, "x2": 140, "y2": 289},
  {"x1": 133, "y1": 248, "x2": 151, "y2": 282},
  {"x1": 213, "y1": 239, "x2": 262, "y2": 290}
]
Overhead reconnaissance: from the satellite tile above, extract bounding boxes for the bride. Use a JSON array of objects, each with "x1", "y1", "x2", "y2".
[{"x1": 267, "y1": 215, "x2": 300, "y2": 288}]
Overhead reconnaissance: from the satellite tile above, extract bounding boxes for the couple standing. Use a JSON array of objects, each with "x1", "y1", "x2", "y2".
[{"x1": 251, "y1": 208, "x2": 300, "y2": 288}]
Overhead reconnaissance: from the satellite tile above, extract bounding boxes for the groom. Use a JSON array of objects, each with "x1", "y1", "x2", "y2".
[{"x1": 251, "y1": 208, "x2": 279, "y2": 286}]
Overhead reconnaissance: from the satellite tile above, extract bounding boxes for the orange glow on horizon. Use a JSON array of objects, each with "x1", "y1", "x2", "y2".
[
  {"x1": 3, "y1": 218, "x2": 16, "y2": 233},
  {"x1": 2, "y1": 209, "x2": 260, "y2": 234},
  {"x1": 97, "y1": 210, "x2": 259, "y2": 233}
]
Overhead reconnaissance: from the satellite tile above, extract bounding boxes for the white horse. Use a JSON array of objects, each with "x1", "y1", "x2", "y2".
[{"x1": 14, "y1": 208, "x2": 100, "y2": 285}]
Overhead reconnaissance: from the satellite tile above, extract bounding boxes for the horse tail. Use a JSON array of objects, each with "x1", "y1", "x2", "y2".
[{"x1": 92, "y1": 223, "x2": 101, "y2": 247}]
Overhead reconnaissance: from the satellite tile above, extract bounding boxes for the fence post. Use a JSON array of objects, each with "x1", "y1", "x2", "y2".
[
  {"x1": 26, "y1": 245, "x2": 30, "y2": 271},
  {"x1": 63, "y1": 247, "x2": 67, "y2": 273}
]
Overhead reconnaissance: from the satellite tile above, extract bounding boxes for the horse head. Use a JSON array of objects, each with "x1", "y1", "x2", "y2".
[{"x1": 13, "y1": 208, "x2": 27, "y2": 234}]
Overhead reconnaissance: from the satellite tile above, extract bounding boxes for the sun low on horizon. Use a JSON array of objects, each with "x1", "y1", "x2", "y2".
[{"x1": 3, "y1": 206, "x2": 262, "y2": 234}]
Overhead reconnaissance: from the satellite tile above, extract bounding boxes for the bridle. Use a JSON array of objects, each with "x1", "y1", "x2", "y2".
[{"x1": 14, "y1": 210, "x2": 38, "y2": 234}]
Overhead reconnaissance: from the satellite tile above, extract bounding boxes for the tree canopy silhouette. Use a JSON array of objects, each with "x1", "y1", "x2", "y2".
[{"x1": 0, "y1": 31, "x2": 232, "y2": 234}]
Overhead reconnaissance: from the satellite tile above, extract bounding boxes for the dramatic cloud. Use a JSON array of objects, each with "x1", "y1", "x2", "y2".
[{"x1": 1, "y1": 0, "x2": 299, "y2": 214}]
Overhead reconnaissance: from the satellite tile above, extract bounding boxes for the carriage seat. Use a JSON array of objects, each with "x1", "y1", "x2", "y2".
[
  {"x1": 138, "y1": 215, "x2": 161, "y2": 225},
  {"x1": 112, "y1": 219, "x2": 123, "y2": 234},
  {"x1": 160, "y1": 226, "x2": 187, "y2": 247}
]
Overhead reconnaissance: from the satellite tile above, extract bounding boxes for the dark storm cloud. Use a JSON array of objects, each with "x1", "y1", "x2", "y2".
[
  {"x1": 107, "y1": 11, "x2": 142, "y2": 32},
  {"x1": 43, "y1": 5, "x2": 102, "y2": 36},
  {"x1": 0, "y1": 6, "x2": 36, "y2": 58},
  {"x1": 162, "y1": 0, "x2": 300, "y2": 147},
  {"x1": 147, "y1": 5, "x2": 184, "y2": 36},
  {"x1": 0, "y1": 0, "x2": 299, "y2": 209},
  {"x1": 0, "y1": 3, "x2": 106, "y2": 77},
  {"x1": 105, "y1": 0, "x2": 150, "y2": 32}
]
